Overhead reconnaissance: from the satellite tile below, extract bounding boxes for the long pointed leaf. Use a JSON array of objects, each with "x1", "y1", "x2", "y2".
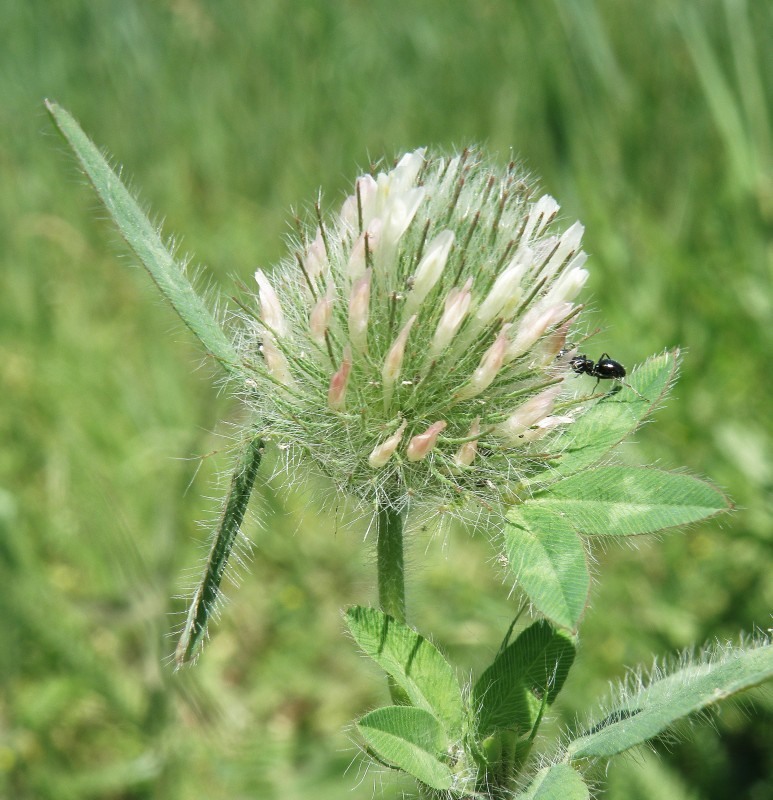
[
  {"x1": 568, "y1": 640, "x2": 773, "y2": 759},
  {"x1": 529, "y1": 466, "x2": 731, "y2": 537},
  {"x1": 175, "y1": 436, "x2": 263, "y2": 666},
  {"x1": 45, "y1": 101, "x2": 239, "y2": 373}
]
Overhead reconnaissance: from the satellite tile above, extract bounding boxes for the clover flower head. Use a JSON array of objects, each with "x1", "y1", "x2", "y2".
[{"x1": 237, "y1": 148, "x2": 591, "y2": 517}]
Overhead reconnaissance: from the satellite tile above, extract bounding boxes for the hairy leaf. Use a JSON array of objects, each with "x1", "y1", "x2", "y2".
[
  {"x1": 529, "y1": 466, "x2": 731, "y2": 537},
  {"x1": 357, "y1": 706, "x2": 452, "y2": 791},
  {"x1": 175, "y1": 437, "x2": 263, "y2": 666},
  {"x1": 504, "y1": 507, "x2": 589, "y2": 630},
  {"x1": 46, "y1": 101, "x2": 238, "y2": 373},
  {"x1": 568, "y1": 640, "x2": 773, "y2": 759},
  {"x1": 473, "y1": 620, "x2": 576, "y2": 737},
  {"x1": 515, "y1": 764, "x2": 589, "y2": 799},
  {"x1": 346, "y1": 607, "x2": 463, "y2": 738},
  {"x1": 541, "y1": 350, "x2": 679, "y2": 481}
]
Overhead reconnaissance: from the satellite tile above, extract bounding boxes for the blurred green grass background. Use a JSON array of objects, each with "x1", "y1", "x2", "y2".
[{"x1": 2, "y1": 1, "x2": 772, "y2": 798}]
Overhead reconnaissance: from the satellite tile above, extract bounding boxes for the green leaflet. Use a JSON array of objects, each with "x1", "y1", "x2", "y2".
[
  {"x1": 473, "y1": 620, "x2": 576, "y2": 737},
  {"x1": 529, "y1": 466, "x2": 732, "y2": 537},
  {"x1": 45, "y1": 101, "x2": 239, "y2": 373},
  {"x1": 515, "y1": 764, "x2": 589, "y2": 799},
  {"x1": 357, "y1": 706, "x2": 453, "y2": 791},
  {"x1": 568, "y1": 641, "x2": 773, "y2": 759},
  {"x1": 345, "y1": 607, "x2": 464, "y2": 738},
  {"x1": 504, "y1": 506, "x2": 590, "y2": 631}
]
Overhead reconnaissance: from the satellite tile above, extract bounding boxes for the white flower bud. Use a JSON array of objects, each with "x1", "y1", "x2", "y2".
[
  {"x1": 304, "y1": 229, "x2": 328, "y2": 283},
  {"x1": 507, "y1": 302, "x2": 572, "y2": 361},
  {"x1": 382, "y1": 315, "x2": 417, "y2": 403},
  {"x1": 473, "y1": 248, "x2": 531, "y2": 328},
  {"x1": 457, "y1": 325, "x2": 511, "y2": 400},
  {"x1": 368, "y1": 420, "x2": 408, "y2": 468},
  {"x1": 406, "y1": 420, "x2": 447, "y2": 462},
  {"x1": 379, "y1": 187, "x2": 425, "y2": 256},
  {"x1": 540, "y1": 254, "x2": 588, "y2": 308},
  {"x1": 404, "y1": 230, "x2": 455, "y2": 317},
  {"x1": 498, "y1": 385, "x2": 562, "y2": 441},
  {"x1": 454, "y1": 418, "x2": 481, "y2": 466},
  {"x1": 255, "y1": 269, "x2": 287, "y2": 337},
  {"x1": 348, "y1": 270, "x2": 371, "y2": 353},
  {"x1": 540, "y1": 222, "x2": 585, "y2": 282},
  {"x1": 429, "y1": 278, "x2": 473, "y2": 358},
  {"x1": 327, "y1": 346, "x2": 352, "y2": 410},
  {"x1": 521, "y1": 194, "x2": 559, "y2": 243}
]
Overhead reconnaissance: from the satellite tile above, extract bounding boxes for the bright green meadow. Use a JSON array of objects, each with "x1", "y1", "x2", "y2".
[{"x1": 2, "y1": 2, "x2": 772, "y2": 798}]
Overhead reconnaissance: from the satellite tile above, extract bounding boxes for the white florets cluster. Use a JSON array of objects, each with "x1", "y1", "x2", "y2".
[{"x1": 237, "y1": 148, "x2": 592, "y2": 515}]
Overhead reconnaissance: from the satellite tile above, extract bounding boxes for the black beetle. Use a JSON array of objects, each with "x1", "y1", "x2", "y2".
[{"x1": 569, "y1": 352, "x2": 626, "y2": 385}]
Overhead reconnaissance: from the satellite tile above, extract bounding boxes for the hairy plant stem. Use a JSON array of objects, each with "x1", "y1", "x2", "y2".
[
  {"x1": 377, "y1": 502, "x2": 406, "y2": 622},
  {"x1": 376, "y1": 501, "x2": 409, "y2": 704}
]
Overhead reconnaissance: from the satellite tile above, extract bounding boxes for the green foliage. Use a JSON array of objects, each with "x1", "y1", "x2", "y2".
[
  {"x1": 515, "y1": 765, "x2": 589, "y2": 800},
  {"x1": 567, "y1": 639, "x2": 773, "y2": 760},
  {"x1": 536, "y1": 350, "x2": 678, "y2": 483},
  {"x1": 346, "y1": 607, "x2": 464, "y2": 739},
  {"x1": 357, "y1": 706, "x2": 453, "y2": 791},
  {"x1": 473, "y1": 621, "x2": 576, "y2": 738},
  {"x1": 504, "y1": 506, "x2": 590, "y2": 630},
  {"x1": 531, "y1": 466, "x2": 731, "y2": 537},
  {"x1": 44, "y1": 101, "x2": 239, "y2": 373}
]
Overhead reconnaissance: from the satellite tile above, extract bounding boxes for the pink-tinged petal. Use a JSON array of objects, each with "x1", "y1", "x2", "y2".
[
  {"x1": 498, "y1": 385, "x2": 562, "y2": 441},
  {"x1": 304, "y1": 228, "x2": 328, "y2": 283},
  {"x1": 382, "y1": 315, "x2": 417, "y2": 400},
  {"x1": 348, "y1": 270, "x2": 371, "y2": 353},
  {"x1": 406, "y1": 420, "x2": 447, "y2": 462},
  {"x1": 354, "y1": 174, "x2": 379, "y2": 228},
  {"x1": 309, "y1": 293, "x2": 333, "y2": 345},
  {"x1": 327, "y1": 347, "x2": 353, "y2": 410},
  {"x1": 454, "y1": 418, "x2": 481, "y2": 466},
  {"x1": 261, "y1": 338, "x2": 292, "y2": 386},
  {"x1": 346, "y1": 220, "x2": 382, "y2": 280},
  {"x1": 368, "y1": 420, "x2": 408, "y2": 468},
  {"x1": 254, "y1": 268, "x2": 287, "y2": 337}
]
